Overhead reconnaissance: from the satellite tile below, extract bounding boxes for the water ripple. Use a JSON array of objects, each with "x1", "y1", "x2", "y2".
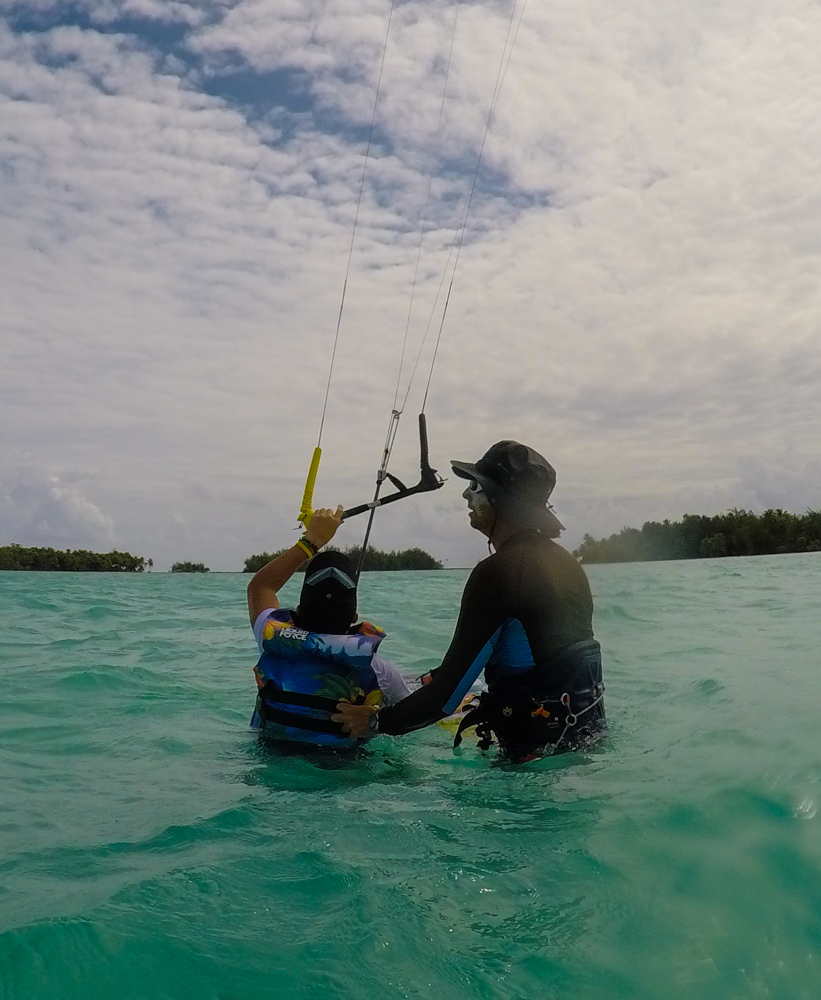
[{"x1": 1, "y1": 557, "x2": 821, "y2": 999}]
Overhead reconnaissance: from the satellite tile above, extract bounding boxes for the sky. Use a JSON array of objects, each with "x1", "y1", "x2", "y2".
[{"x1": 1, "y1": 0, "x2": 820, "y2": 570}]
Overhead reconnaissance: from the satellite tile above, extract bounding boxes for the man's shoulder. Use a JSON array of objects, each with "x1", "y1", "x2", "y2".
[
  {"x1": 462, "y1": 550, "x2": 509, "y2": 601},
  {"x1": 494, "y1": 533, "x2": 585, "y2": 583},
  {"x1": 467, "y1": 549, "x2": 502, "y2": 575}
]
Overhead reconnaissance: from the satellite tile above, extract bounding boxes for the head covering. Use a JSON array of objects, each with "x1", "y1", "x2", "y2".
[
  {"x1": 451, "y1": 440, "x2": 565, "y2": 537},
  {"x1": 296, "y1": 551, "x2": 358, "y2": 634}
]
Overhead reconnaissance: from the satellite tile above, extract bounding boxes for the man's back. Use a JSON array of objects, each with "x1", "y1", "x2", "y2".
[
  {"x1": 377, "y1": 530, "x2": 599, "y2": 736},
  {"x1": 483, "y1": 530, "x2": 595, "y2": 661}
]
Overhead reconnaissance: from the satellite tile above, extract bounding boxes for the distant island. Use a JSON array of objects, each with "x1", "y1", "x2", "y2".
[
  {"x1": 575, "y1": 508, "x2": 821, "y2": 564},
  {"x1": 0, "y1": 545, "x2": 146, "y2": 572},
  {"x1": 243, "y1": 545, "x2": 443, "y2": 573},
  {"x1": 171, "y1": 562, "x2": 210, "y2": 573}
]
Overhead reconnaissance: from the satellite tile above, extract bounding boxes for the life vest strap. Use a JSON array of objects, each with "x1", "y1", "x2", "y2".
[
  {"x1": 258, "y1": 704, "x2": 347, "y2": 736},
  {"x1": 256, "y1": 683, "x2": 348, "y2": 736},
  {"x1": 259, "y1": 685, "x2": 340, "y2": 714}
]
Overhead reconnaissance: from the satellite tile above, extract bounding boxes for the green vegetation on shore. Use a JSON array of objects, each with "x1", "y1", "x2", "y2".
[
  {"x1": 0, "y1": 545, "x2": 146, "y2": 572},
  {"x1": 243, "y1": 546, "x2": 442, "y2": 573},
  {"x1": 170, "y1": 562, "x2": 210, "y2": 573},
  {"x1": 575, "y1": 508, "x2": 821, "y2": 564}
]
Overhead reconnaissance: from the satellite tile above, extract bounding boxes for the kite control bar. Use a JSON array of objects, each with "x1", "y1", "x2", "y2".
[
  {"x1": 343, "y1": 413, "x2": 444, "y2": 520},
  {"x1": 297, "y1": 415, "x2": 444, "y2": 527}
]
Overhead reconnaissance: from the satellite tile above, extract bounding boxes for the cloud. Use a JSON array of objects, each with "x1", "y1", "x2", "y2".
[
  {"x1": 1, "y1": 2, "x2": 820, "y2": 568},
  {"x1": 0, "y1": 470, "x2": 115, "y2": 548},
  {"x1": 736, "y1": 456, "x2": 821, "y2": 514},
  {"x1": 0, "y1": 0, "x2": 209, "y2": 27}
]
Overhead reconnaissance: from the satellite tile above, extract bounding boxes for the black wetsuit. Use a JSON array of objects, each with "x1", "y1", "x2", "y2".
[{"x1": 377, "y1": 530, "x2": 605, "y2": 757}]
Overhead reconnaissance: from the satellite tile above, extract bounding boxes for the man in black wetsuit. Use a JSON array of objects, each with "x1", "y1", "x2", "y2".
[{"x1": 333, "y1": 441, "x2": 605, "y2": 762}]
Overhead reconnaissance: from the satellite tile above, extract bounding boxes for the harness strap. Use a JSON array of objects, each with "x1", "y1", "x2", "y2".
[
  {"x1": 452, "y1": 697, "x2": 496, "y2": 751},
  {"x1": 453, "y1": 702, "x2": 484, "y2": 749}
]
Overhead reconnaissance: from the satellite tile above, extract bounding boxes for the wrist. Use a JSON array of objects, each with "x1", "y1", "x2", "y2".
[
  {"x1": 295, "y1": 536, "x2": 318, "y2": 559},
  {"x1": 367, "y1": 708, "x2": 380, "y2": 734}
]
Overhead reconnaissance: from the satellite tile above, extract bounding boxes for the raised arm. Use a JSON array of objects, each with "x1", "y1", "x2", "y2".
[{"x1": 246, "y1": 506, "x2": 343, "y2": 624}]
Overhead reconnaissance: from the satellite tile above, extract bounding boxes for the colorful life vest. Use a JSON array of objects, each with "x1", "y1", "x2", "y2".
[{"x1": 251, "y1": 610, "x2": 386, "y2": 747}]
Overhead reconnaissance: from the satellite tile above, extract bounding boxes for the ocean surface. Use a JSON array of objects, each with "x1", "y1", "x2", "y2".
[{"x1": 1, "y1": 554, "x2": 820, "y2": 1000}]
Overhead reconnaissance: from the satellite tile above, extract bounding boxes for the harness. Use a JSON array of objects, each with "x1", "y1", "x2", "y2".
[{"x1": 452, "y1": 638, "x2": 605, "y2": 757}]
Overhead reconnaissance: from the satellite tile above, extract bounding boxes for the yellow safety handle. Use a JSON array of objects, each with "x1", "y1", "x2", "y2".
[{"x1": 297, "y1": 447, "x2": 322, "y2": 527}]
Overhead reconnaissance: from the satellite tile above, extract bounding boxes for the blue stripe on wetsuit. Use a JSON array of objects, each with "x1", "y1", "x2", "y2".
[{"x1": 441, "y1": 626, "x2": 501, "y2": 715}]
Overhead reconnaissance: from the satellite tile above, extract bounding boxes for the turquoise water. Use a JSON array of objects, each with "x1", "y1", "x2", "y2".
[{"x1": 2, "y1": 555, "x2": 820, "y2": 999}]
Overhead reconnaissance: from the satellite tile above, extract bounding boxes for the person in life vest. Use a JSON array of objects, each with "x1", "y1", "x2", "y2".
[
  {"x1": 247, "y1": 506, "x2": 410, "y2": 747},
  {"x1": 333, "y1": 443, "x2": 605, "y2": 762}
]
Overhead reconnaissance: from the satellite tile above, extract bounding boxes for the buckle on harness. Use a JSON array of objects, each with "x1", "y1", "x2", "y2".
[{"x1": 561, "y1": 692, "x2": 578, "y2": 728}]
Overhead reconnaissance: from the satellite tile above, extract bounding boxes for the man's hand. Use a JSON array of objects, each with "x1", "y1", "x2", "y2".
[
  {"x1": 305, "y1": 505, "x2": 344, "y2": 549},
  {"x1": 332, "y1": 699, "x2": 377, "y2": 738}
]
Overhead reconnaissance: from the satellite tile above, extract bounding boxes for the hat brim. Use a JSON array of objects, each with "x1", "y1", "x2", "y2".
[
  {"x1": 450, "y1": 460, "x2": 506, "y2": 503},
  {"x1": 536, "y1": 506, "x2": 566, "y2": 535},
  {"x1": 450, "y1": 460, "x2": 481, "y2": 481},
  {"x1": 499, "y1": 500, "x2": 565, "y2": 536}
]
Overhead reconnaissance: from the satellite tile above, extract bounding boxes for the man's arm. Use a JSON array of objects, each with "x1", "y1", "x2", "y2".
[
  {"x1": 334, "y1": 558, "x2": 508, "y2": 736},
  {"x1": 246, "y1": 506, "x2": 343, "y2": 624}
]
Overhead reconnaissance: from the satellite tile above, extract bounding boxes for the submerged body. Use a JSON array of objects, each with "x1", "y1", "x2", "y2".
[
  {"x1": 245, "y1": 508, "x2": 409, "y2": 748},
  {"x1": 377, "y1": 529, "x2": 605, "y2": 758},
  {"x1": 334, "y1": 441, "x2": 606, "y2": 760},
  {"x1": 250, "y1": 608, "x2": 409, "y2": 747}
]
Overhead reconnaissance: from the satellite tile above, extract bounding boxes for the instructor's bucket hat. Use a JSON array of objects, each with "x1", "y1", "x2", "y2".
[{"x1": 451, "y1": 440, "x2": 565, "y2": 537}]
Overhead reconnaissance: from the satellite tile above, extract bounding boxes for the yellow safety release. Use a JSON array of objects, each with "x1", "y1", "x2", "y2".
[{"x1": 297, "y1": 447, "x2": 322, "y2": 528}]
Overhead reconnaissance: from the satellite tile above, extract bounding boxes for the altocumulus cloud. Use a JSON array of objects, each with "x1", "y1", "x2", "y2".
[
  {"x1": 1, "y1": 0, "x2": 820, "y2": 569},
  {"x1": 0, "y1": 0, "x2": 208, "y2": 26}
]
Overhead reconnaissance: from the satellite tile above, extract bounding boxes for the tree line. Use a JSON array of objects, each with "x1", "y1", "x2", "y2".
[
  {"x1": 0, "y1": 545, "x2": 146, "y2": 572},
  {"x1": 243, "y1": 546, "x2": 443, "y2": 573},
  {"x1": 574, "y1": 508, "x2": 821, "y2": 564},
  {"x1": 0, "y1": 544, "x2": 442, "y2": 572}
]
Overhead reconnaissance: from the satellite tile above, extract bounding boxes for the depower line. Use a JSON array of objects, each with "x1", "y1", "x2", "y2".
[{"x1": 301, "y1": 0, "x2": 532, "y2": 571}]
